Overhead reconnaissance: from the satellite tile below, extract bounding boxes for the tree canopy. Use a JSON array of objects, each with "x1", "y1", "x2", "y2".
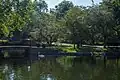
[{"x1": 0, "y1": 0, "x2": 120, "y2": 47}]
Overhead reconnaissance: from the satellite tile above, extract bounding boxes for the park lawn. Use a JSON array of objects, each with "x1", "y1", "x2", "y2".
[
  {"x1": 0, "y1": 40, "x2": 8, "y2": 43},
  {"x1": 0, "y1": 40, "x2": 8, "y2": 44},
  {"x1": 57, "y1": 45, "x2": 95, "y2": 53},
  {"x1": 57, "y1": 45, "x2": 107, "y2": 53},
  {"x1": 58, "y1": 46, "x2": 77, "y2": 53}
]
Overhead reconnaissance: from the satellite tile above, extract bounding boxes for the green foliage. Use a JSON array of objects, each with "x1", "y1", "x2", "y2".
[
  {"x1": 34, "y1": 0, "x2": 48, "y2": 13},
  {"x1": 0, "y1": 0, "x2": 120, "y2": 49},
  {"x1": 0, "y1": 0, "x2": 33, "y2": 38},
  {"x1": 55, "y1": 0, "x2": 74, "y2": 18},
  {"x1": 30, "y1": 12, "x2": 62, "y2": 45},
  {"x1": 60, "y1": 47, "x2": 77, "y2": 53},
  {"x1": 86, "y1": 4, "x2": 115, "y2": 46},
  {"x1": 65, "y1": 6, "x2": 88, "y2": 46}
]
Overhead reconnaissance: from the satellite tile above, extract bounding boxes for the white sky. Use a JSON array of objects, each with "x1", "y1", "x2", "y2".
[
  {"x1": 32, "y1": 0, "x2": 102, "y2": 8},
  {"x1": 45, "y1": 0, "x2": 102, "y2": 8}
]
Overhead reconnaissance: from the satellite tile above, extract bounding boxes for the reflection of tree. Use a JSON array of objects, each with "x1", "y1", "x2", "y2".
[
  {"x1": 102, "y1": 60, "x2": 119, "y2": 80},
  {"x1": 30, "y1": 58, "x2": 65, "y2": 80},
  {"x1": 56, "y1": 57, "x2": 120, "y2": 80},
  {"x1": 56, "y1": 56, "x2": 74, "y2": 70},
  {"x1": 0, "y1": 59, "x2": 66, "y2": 80},
  {"x1": 0, "y1": 60, "x2": 29, "y2": 80},
  {"x1": 2, "y1": 64, "x2": 24, "y2": 80},
  {"x1": 0, "y1": 58, "x2": 120, "y2": 80}
]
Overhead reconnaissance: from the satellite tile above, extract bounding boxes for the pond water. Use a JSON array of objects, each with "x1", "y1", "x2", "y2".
[{"x1": 0, "y1": 56, "x2": 120, "y2": 80}]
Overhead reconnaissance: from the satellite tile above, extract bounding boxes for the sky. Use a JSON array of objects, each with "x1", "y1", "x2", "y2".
[{"x1": 45, "y1": 0, "x2": 103, "y2": 8}]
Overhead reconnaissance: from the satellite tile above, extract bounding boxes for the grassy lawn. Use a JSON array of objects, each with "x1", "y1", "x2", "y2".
[
  {"x1": 58, "y1": 47, "x2": 77, "y2": 53},
  {"x1": 0, "y1": 40, "x2": 8, "y2": 45},
  {"x1": 54, "y1": 43, "x2": 77, "y2": 53},
  {"x1": 57, "y1": 44, "x2": 107, "y2": 53},
  {"x1": 0, "y1": 40, "x2": 8, "y2": 43}
]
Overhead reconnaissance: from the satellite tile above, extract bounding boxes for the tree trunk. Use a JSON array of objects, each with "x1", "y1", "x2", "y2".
[
  {"x1": 73, "y1": 43, "x2": 76, "y2": 49},
  {"x1": 92, "y1": 39, "x2": 94, "y2": 45},
  {"x1": 47, "y1": 41, "x2": 52, "y2": 46},
  {"x1": 80, "y1": 39, "x2": 82, "y2": 47},
  {"x1": 81, "y1": 40, "x2": 82, "y2": 47},
  {"x1": 104, "y1": 36, "x2": 107, "y2": 48},
  {"x1": 76, "y1": 43, "x2": 79, "y2": 49}
]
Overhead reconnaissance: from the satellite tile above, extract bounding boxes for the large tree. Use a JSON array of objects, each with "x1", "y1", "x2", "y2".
[
  {"x1": 31, "y1": 12, "x2": 64, "y2": 45},
  {"x1": 106, "y1": 0, "x2": 120, "y2": 41},
  {"x1": 65, "y1": 6, "x2": 88, "y2": 48},
  {"x1": 55, "y1": 0, "x2": 74, "y2": 18},
  {"x1": 86, "y1": 3, "x2": 115, "y2": 47},
  {"x1": 33, "y1": 0, "x2": 48, "y2": 13},
  {"x1": 0, "y1": 0, "x2": 33, "y2": 38}
]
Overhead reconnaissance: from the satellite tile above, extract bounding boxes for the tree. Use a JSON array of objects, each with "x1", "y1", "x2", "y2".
[
  {"x1": 33, "y1": 0, "x2": 48, "y2": 13},
  {"x1": 32, "y1": 13, "x2": 63, "y2": 45},
  {"x1": 0, "y1": 0, "x2": 33, "y2": 38},
  {"x1": 86, "y1": 4, "x2": 115, "y2": 47},
  {"x1": 106, "y1": 0, "x2": 120, "y2": 41},
  {"x1": 0, "y1": 0, "x2": 13, "y2": 38},
  {"x1": 65, "y1": 6, "x2": 88, "y2": 48},
  {"x1": 55, "y1": 0, "x2": 74, "y2": 18}
]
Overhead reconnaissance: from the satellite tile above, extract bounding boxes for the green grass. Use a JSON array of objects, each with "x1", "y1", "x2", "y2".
[
  {"x1": 95, "y1": 42, "x2": 104, "y2": 45},
  {"x1": 0, "y1": 40, "x2": 8, "y2": 43},
  {"x1": 54, "y1": 42, "x2": 108, "y2": 53},
  {"x1": 58, "y1": 46, "x2": 77, "y2": 53},
  {"x1": 57, "y1": 45, "x2": 107, "y2": 53}
]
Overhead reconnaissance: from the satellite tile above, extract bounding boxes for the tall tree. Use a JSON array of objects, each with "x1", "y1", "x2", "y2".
[
  {"x1": 106, "y1": 0, "x2": 120, "y2": 40},
  {"x1": 55, "y1": 0, "x2": 74, "y2": 18},
  {"x1": 86, "y1": 4, "x2": 115, "y2": 47},
  {"x1": 65, "y1": 6, "x2": 87, "y2": 48},
  {"x1": 33, "y1": 0, "x2": 48, "y2": 13},
  {"x1": 0, "y1": 0, "x2": 33, "y2": 38}
]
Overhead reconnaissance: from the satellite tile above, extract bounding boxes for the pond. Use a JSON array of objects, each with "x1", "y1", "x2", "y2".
[{"x1": 0, "y1": 55, "x2": 120, "y2": 80}]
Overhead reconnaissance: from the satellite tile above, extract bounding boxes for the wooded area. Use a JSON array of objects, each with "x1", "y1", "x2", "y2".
[{"x1": 0, "y1": 0, "x2": 120, "y2": 48}]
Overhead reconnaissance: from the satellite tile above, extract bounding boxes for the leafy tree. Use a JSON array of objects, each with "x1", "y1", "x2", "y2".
[
  {"x1": 106, "y1": 0, "x2": 120, "y2": 41},
  {"x1": 86, "y1": 2, "x2": 116, "y2": 47},
  {"x1": 0, "y1": 0, "x2": 33, "y2": 38},
  {"x1": 65, "y1": 6, "x2": 88, "y2": 48},
  {"x1": 33, "y1": 0, "x2": 48, "y2": 13},
  {"x1": 32, "y1": 12, "x2": 63, "y2": 45},
  {"x1": 55, "y1": 0, "x2": 74, "y2": 18}
]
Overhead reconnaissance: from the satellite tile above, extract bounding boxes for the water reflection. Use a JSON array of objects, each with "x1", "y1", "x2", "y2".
[
  {"x1": 0, "y1": 55, "x2": 120, "y2": 80},
  {"x1": 40, "y1": 74, "x2": 56, "y2": 80}
]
